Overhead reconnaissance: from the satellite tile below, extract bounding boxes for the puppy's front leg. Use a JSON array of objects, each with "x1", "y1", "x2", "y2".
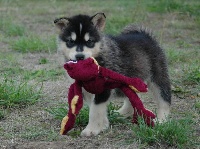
[{"x1": 81, "y1": 90, "x2": 111, "y2": 136}]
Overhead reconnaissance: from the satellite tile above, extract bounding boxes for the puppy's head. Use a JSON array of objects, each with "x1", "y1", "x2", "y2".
[{"x1": 54, "y1": 13, "x2": 106, "y2": 61}]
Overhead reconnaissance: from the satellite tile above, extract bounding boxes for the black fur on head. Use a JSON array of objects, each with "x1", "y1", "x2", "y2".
[
  {"x1": 54, "y1": 13, "x2": 106, "y2": 36},
  {"x1": 54, "y1": 13, "x2": 106, "y2": 31},
  {"x1": 54, "y1": 13, "x2": 106, "y2": 61},
  {"x1": 54, "y1": 13, "x2": 106, "y2": 44}
]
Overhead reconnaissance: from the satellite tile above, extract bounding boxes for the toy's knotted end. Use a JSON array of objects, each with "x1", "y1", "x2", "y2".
[{"x1": 132, "y1": 108, "x2": 156, "y2": 127}]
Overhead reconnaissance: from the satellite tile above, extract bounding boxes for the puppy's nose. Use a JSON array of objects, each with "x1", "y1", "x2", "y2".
[{"x1": 75, "y1": 54, "x2": 85, "y2": 60}]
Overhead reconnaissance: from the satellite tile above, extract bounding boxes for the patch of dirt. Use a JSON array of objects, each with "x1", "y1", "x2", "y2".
[{"x1": 2, "y1": 138, "x2": 139, "y2": 149}]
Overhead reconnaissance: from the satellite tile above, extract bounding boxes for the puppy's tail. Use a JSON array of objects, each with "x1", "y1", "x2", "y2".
[{"x1": 121, "y1": 24, "x2": 156, "y2": 41}]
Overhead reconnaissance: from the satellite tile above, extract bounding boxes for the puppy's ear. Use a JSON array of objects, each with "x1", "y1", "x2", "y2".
[
  {"x1": 54, "y1": 17, "x2": 69, "y2": 31},
  {"x1": 91, "y1": 13, "x2": 106, "y2": 31}
]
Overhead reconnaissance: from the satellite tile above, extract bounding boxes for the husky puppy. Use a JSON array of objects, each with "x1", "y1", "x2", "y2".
[{"x1": 54, "y1": 13, "x2": 171, "y2": 136}]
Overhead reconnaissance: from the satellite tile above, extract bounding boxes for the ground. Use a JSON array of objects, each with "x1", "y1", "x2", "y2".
[{"x1": 0, "y1": 0, "x2": 199, "y2": 149}]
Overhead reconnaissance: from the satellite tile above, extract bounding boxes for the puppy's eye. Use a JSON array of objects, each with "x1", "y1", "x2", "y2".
[
  {"x1": 86, "y1": 39, "x2": 95, "y2": 48},
  {"x1": 66, "y1": 38, "x2": 75, "y2": 48}
]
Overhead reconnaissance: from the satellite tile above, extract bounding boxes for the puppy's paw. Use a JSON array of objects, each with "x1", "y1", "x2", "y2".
[
  {"x1": 156, "y1": 108, "x2": 170, "y2": 123},
  {"x1": 81, "y1": 127, "x2": 100, "y2": 137},
  {"x1": 155, "y1": 116, "x2": 168, "y2": 124},
  {"x1": 81, "y1": 117, "x2": 109, "y2": 137}
]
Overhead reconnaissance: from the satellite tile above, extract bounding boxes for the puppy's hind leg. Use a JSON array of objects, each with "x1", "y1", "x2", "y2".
[
  {"x1": 116, "y1": 98, "x2": 134, "y2": 117},
  {"x1": 114, "y1": 89, "x2": 134, "y2": 117},
  {"x1": 81, "y1": 89, "x2": 111, "y2": 137},
  {"x1": 148, "y1": 81, "x2": 171, "y2": 123}
]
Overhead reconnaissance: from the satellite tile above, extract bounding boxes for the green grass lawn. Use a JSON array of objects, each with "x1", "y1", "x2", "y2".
[{"x1": 0, "y1": 0, "x2": 199, "y2": 148}]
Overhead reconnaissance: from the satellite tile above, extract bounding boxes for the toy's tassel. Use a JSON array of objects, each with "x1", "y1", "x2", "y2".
[{"x1": 121, "y1": 86, "x2": 156, "y2": 127}]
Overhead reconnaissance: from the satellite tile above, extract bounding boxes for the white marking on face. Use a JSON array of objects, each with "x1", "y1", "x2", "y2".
[
  {"x1": 84, "y1": 33, "x2": 90, "y2": 41},
  {"x1": 68, "y1": 46, "x2": 78, "y2": 60},
  {"x1": 57, "y1": 39, "x2": 77, "y2": 60},
  {"x1": 82, "y1": 42, "x2": 100, "y2": 58},
  {"x1": 80, "y1": 23, "x2": 82, "y2": 35},
  {"x1": 58, "y1": 38, "x2": 100, "y2": 61},
  {"x1": 71, "y1": 32, "x2": 76, "y2": 41}
]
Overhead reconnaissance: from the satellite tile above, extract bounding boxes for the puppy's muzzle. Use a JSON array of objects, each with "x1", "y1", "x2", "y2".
[{"x1": 75, "y1": 54, "x2": 85, "y2": 60}]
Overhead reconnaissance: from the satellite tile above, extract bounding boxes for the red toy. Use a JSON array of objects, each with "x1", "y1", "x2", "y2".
[{"x1": 60, "y1": 57, "x2": 156, "y2": 135}]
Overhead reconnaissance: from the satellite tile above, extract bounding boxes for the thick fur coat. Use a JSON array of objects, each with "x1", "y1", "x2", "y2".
[{"x1": 54, "y1": 13, "x2": 171, "y2": 136}]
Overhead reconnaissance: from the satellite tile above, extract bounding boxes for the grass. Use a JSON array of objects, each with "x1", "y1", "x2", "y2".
[
  {"x1": 148, "y1": 0, "x2": 200, "y2": 17},
  {"x1": 24, "y1": 69, "x2": 64, "y2": 81},
  {"x1": 20, "y1": 126, "x2": 58, "y2": 141},
  {"x1": 47, "y1": 102, "x2": 132, "y2": 138},
  {"x1": 47, "y1": 103, "x2": 198, "y2": 148},
  {"x1": 2, "y1": 67, "x2": 25, "y2": 78},
  {"x1": 147, "y1": 0, "x2": 200, "y2": 31},
  {"x1": 10, "y1": 35, "x2": 56, "y2": 53},
  {"x1": 39, "y1": 57, "x2": 48, "y2": 64},
  {"x1": 0, "y1": 77, "x2": 42, "y2": 119},
  {"x1": 0, "y1": 16, "x2": 56, "y2": 53},
  {"x1": 0, "y1": 18, "x2": 25, "y2": 37},
  {"x1": 0, "y1": 52, "x2": 23, "y2": 76},
  {"x1": 131, "y1": 117, "x2": 197, "y2": 148},
  {"x1": 0, "y1": 110, "x2": 5, "y2": 120},
  {"x1": 20, "y1": 127, "x2": 49, "y2": 140},
  {"x1": 47, "y1": 102, "x2": 130, "y2": 129},
  {"x1": 105, "y1": 15, "x2": 134, "y2": 35},
  {"x1": 166, "y1": 48, "x2": 188, "y2": 65},
  {"x1": 0, "y1": 53, "x2": 63, "y2": 81},
  {"x1": 0, "y1": 67, "x2": 62, "y2": 82},
  {"x1": 183, "y1": 66, "x2": 200, "y2": 85},
  {"x1": 194, "y1": 101, "x2": 200, "y2": 114},
  {"x1": 46, "y1": 104, "x2": 89, "y2": 137}
]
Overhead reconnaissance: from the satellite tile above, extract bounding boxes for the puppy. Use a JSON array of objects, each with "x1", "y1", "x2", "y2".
[{"x1": 54, "y1": 13, "x2": 171, "y2": 136}]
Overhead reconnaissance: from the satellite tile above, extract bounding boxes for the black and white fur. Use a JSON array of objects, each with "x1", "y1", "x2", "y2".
[{"x1": 54, "y1": 13, "x2": 171, "y2": 136}]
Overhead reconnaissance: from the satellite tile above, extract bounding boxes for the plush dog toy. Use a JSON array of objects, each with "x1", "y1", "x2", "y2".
[{"x1": 60, "y1": 57, "x2": 156, "y2": 135}]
